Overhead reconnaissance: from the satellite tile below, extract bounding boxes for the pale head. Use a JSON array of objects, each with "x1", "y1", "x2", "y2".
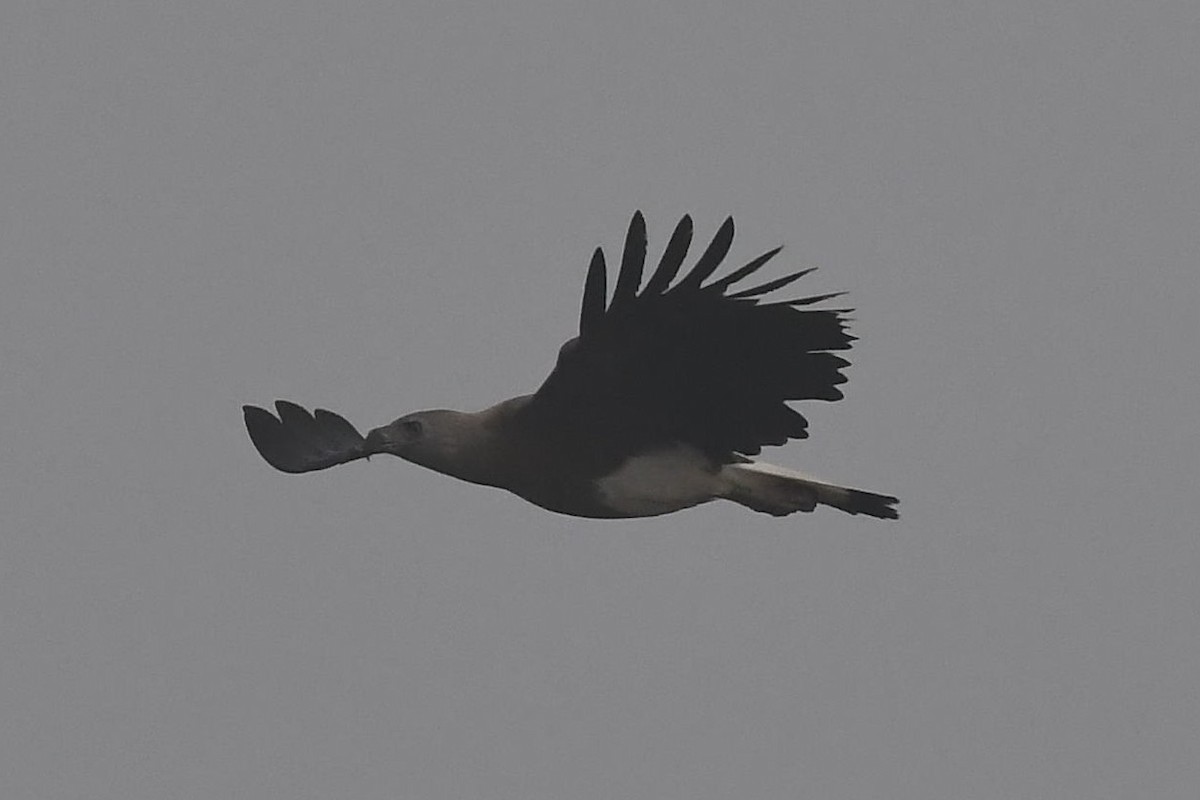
[{"x1": 364, "y1": 409, "x2": 493, "y2": 484}]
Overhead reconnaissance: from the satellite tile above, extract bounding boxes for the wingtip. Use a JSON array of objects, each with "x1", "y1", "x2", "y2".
[
  {"x1": 243, "y1": 403, "x2": 278, "y2": 427},
  {"x1": 642, "y1": 214, "x2": 696, "y2": 296},
  {"x1": 715, "y1": 215, "x2": 735, "y2": 243},
  {"x1": 611, "y1": 213, "x2": 648, "y2": 309},
  {"x1": 274, "y1": 399, "x2": 305, "y2": 415},
  {"x1": 677, "y1": 215, "x2": 737, "y2": 290},
  {"x1": 580, "y1": 246, "x2": 608, "y2": 335},
  {"x1": 243, "y1": 399, "x2": 369, "y2": 473}
]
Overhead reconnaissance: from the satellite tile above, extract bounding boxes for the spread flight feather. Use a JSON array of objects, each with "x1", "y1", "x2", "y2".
[{"x1": 244, "y1": 213, "x2": 898, "y2": 520}]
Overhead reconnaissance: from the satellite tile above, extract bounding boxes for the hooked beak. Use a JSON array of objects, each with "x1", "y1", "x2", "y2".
[{"x1": 363, "y1": 426, "x2": 389, "y2": 457}]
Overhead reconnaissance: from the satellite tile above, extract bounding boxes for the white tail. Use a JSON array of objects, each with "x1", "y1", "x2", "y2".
[{"x1": 719, "y1": 461, "x2": 898, "y2": 519}]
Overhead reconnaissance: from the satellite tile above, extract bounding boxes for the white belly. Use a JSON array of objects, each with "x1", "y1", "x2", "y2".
[{"x1": 593, "y1": 445, "x2": 722, "y2": 517}]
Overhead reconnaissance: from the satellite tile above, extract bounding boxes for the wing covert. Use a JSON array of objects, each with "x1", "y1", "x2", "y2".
[{"x1": 531, "y1": 213, "x2": 856, "y2": 465}]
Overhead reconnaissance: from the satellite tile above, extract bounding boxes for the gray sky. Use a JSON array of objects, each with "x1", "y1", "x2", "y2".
[{"x1": 3, "y1": 1, "x2": 1198, "y2": 798}]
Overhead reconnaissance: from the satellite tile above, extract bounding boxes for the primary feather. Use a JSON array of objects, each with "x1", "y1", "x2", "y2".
[
  {"x1": 244, "y1": 212, "x2": 898, "y2": 520},
  {"x1": 530, "y1": 213, "x2": 854, "y2": 468}
]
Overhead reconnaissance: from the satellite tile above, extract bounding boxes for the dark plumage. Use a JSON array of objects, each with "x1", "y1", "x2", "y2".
[{"x1": 244, "y1": 213, "x2": 898, "y2": 520}]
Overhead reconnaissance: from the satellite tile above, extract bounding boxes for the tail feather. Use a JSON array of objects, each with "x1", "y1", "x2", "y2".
[{"x1": 720, "y1": 461, "x2": 899, "y2": 519}]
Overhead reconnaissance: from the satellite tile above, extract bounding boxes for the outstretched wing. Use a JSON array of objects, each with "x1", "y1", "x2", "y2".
[
  {"x1": 529, "y1": 212, "x2": 854, "y2": 464},
  {"x1": 243, "y1": 400, "x2": 369, "y2": 473}
]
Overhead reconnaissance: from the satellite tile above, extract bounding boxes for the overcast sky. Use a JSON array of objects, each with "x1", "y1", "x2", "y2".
[{"x1": 3, "y1": 1, "x2": 1198, "y2": 798}]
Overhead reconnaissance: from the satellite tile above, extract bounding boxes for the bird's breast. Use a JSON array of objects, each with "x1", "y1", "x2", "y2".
[{"x1": 592, "y1": 444, "x2": 723, "y2": 518}]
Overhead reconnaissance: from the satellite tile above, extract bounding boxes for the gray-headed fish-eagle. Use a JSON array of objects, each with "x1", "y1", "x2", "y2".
[{"x1": 244, "y1": 213, "x2": 898, "y2": 520}]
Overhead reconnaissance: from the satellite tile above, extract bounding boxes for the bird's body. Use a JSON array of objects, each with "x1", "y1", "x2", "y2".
[{"x1": 244, "y1": 213, "x2": 898, "y2": 520}]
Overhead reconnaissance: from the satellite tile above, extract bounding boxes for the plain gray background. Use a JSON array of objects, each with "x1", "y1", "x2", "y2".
[{"x1": 3, "y1": 1, "x2": 1197, "y2": 798}]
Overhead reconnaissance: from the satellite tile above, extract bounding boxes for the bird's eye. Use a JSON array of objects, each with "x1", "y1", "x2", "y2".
[{"x1": 401, "y1": 419, "x2": 423, "y2": 438}]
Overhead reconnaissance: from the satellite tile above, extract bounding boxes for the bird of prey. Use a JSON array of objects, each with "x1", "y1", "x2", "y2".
[{"x1": 244, "y1": 213, "x2": 898, "y2": 520}]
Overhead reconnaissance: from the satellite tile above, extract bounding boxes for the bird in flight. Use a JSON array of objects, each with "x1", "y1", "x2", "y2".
[{"x1": 244, "y1": 212, "x2": 898, "y2": 520}]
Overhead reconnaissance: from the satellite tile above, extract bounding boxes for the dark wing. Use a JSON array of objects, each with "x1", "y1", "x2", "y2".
[
  {"x1": 529, "y1": 212, "x2": 853, "y2": 466},
  {"x1": 243, "y1": 400, "x2": 368, "y2": 473}
]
